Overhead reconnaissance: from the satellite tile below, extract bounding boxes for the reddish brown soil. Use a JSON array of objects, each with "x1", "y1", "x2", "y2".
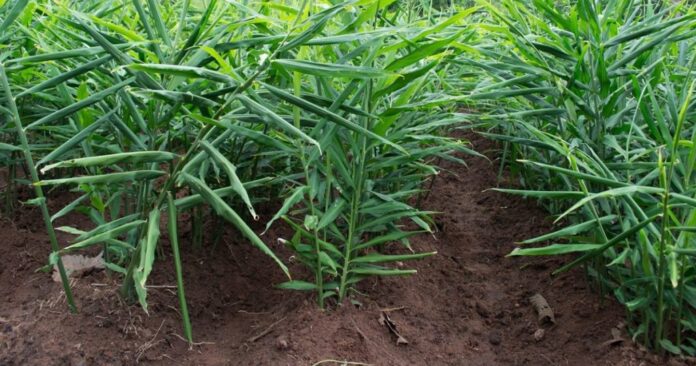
[{"x1": 0, "y1": 136, "x2": 684, "y2": 365}]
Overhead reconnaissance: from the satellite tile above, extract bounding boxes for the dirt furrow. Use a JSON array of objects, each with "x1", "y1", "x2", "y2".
[{"x1": 0, "y1": 135, "x2": 666, "y2": 365}]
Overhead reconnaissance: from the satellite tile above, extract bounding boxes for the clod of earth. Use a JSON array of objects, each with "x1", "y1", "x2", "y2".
[{"x1": 488, "y1": 331, "x2": 502, "y2": 346}]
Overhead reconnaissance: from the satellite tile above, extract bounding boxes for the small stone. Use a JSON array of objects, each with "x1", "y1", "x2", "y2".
[
  {"x1": 488, "y1": 331, "x2": 501, "y2": 346},
  {"x1": 276, "y1": 336, "x2": 289, "y2": 350},
  {"x1": 533, "y1": 328, "x2": 545, "y2": 342}
]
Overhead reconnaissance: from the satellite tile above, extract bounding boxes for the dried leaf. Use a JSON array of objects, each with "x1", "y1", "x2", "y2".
[
  {"x1": 52, "y1": 252, "x2": 105, "y2": 282},
  {"x1": 379, "y1": 312, "x2": 408, "y2": 345}
]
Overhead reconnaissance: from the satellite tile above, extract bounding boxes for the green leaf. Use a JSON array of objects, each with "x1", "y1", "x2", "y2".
[
  {"x1": 74, "y1": 213, "x2": 141, "y2": 242},
  {"x1": 0, "y1": 0, "x2": 29, "y2": 34},
  {"x1": 35, "y1": 170, "x2": 165, "y2": 186},
  {"x1": 0, "y1": 142, "x2": 21, "y2": 152},
  {"x1": 509, "y1": 244, "x2": 602, "y2": 256},
  {"x1": 554, "y1": 215, "x2": 659, "y2": 275},
  {"x1": 350, "y1": 267, "x2": 417, "y2": 276},
  {"x1": 16, "y1": 56, "x2": 112, "y2": 98},
  {"x1": 104, "y1": 262, "x2": 127, "y2": 274},
  {"x1": 5, "y1": 44, "x2": 138, "y2": 65},
  {"x1": 520, "y1": 215, "x2": 617, "y2": 244},
  {"x1": 36, "y1": 109, "x2": 118, "y2": 166},
  {"x1": 273, "y1": 59, "x2": 393, "y2": 79},
  {"x1": 133, "y1": 208, "x2": 161, "y2": 313},
  {"x1": 173, "y1": 177, "x2": 275, "y2": 211},
  {"x1": 277, "y1": 280, "x2": 316, "y2": 291},
  {"x1": 355, "y1": 230, "x2": 423, "y2": 251},
  {"x1": 317, "y1": 199, "x2": 347, "y2": 230},
  {"x1": 62, "y1": 221, "x2": 144, "y2": 252},
  {"x1": 40, "y1": 152, "x2": 177, "y2": 173},
  {"x1": 264, "y1": 186, "x2": 307, "y2": 233},
  {"x1": 604, "y1": 14, "x2": 696, "y2": 47},
  {"x1": 126, "y1": 64, "x2": 236, "y2": 84},
  {"x1": 145, "y1": 0, "x2": 172, "y2": 48},
  {"x1": 56, "y1": 226, "x2": 86, "y2": 236},
  {"x1": 199, "y1": 140, "x2": 258, "y2": 219},
  {"x1": 51, "y1": 194, "x2": 89, "y2": 222},
  {"x1": 133, "y1": 89, "x2": 219, "y2": 108},
  {"x1": 493, "y1": 188, "x2": 587, "y2": 199},
  {"x1": 556, "y1": 186, "x2": 662, "y2": 223},
  {"x1": 385, "y1": 30, "x2": 463, "y2": 71},
  {"x1": 25, "y1": 77, "x2": 135, "y2": 130},
  {"x1": 277, "y1": 2, "x2": 344, "y2": 52},
  {"x1": 22, "y1": 197, "x2": 46, "y2": 206},
  {"x1": 262, "y1": 83, "x2": 407, "y2": 154},
  {"x1": 659, "y1": 339, "x2": 682, "y2": 355},
  {"x1": 353, "y1": 251, "x2": 436, "y2": 264},
  {"x1": 236, "y1": 94, "x2": 321, "y2": 151},
  {"x1": 303, "y1": 215, "x2": 318, "y2": 231}
]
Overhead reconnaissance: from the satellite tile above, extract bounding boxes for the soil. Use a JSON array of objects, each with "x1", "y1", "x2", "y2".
[{"x1": 0, "y1": 135, "x2": 686, "y2": 365}]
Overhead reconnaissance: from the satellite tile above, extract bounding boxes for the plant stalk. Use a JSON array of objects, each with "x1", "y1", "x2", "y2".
[
  {"x1": 167, "y1": 192, "x2": 193, "y2": 344},
  {"x1": 0, "y1": 64, "x2": 77, "y2": 313}
]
